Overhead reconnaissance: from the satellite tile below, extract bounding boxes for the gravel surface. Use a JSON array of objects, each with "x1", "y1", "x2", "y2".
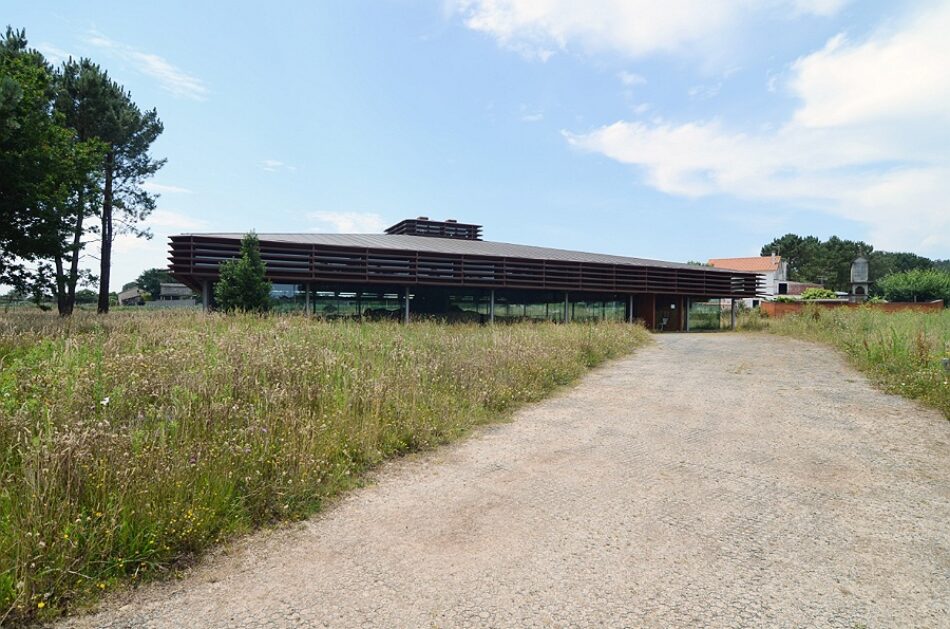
[{"x1": 60, "y1": 333, "x2": 950, "y2": 628}]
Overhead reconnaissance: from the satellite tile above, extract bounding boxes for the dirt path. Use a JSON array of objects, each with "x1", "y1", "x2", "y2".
[{"x1": 62, "y1": 334, "x2": 950, "y2": 628}]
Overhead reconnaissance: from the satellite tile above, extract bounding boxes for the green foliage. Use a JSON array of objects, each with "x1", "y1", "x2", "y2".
[
  {"x1": 773, "y1": 296, "x2": 797, "y2": 303},
  {"x1": 0, "y1": 27, "x2": 105, "y2": 298},
  {"x1": 0, "y1": 312, "x2": 649, "y2": 621},
  {"x1": 762, "y1": 233, "x2": 945, "y2": 293},
  {"x1": 759, "y1": 308, "x2": 949, "y2": 418},
  {"x1": 877, "y1": 269, "x2": 950, "y2": 304},
  {"x1": 74, "y1": 288, "x2": 97, "y2": 304},
  {"x1": 214, "y1": 233, "x2": 272, "y2": 313},
  {"x1": 135, "y1": 268, "x2": 173, "y2": 297},
  {"x1": 800, "y1": 287, "x2": 837, "y2": 300}
]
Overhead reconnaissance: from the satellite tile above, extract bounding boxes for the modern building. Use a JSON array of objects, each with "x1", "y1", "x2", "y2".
[{"x1": 169, "y1": 218, "x2": 763, "y2": 330}]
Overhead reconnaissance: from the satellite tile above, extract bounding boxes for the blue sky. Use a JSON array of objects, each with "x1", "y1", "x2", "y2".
[{"x1": 9, "y1": 0, "x2": 950, "y2": 289}]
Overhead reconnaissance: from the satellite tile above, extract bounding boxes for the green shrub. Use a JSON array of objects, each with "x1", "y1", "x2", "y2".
[
  {"x1": 878, "y1": 268, "x2": 950, "y2": 304},
  {"x1": 800, "y1": 287, "x2": 838, "y2": 300}
]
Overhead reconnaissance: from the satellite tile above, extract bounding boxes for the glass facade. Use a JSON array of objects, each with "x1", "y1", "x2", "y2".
[
  {"x1": 264, "y1": 285, "x2": 638, "y2": 323},
  {"x1": 686, "y1": 298, "x2": 724, "y2": 331}
]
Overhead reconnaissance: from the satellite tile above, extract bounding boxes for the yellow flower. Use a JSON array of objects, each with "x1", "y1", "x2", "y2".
[{"x1": 37, "y1": 601, "x2": 46, "y2": 609}]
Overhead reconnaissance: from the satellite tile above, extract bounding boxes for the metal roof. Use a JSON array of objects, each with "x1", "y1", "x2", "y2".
[{"x1": 183, "y1": 232, "x2": 738, "y2": 274}]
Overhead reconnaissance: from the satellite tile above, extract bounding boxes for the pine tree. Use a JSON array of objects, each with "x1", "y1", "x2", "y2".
[{"x1": 214, "y1": 233, "x2": 272, "y2": 313}]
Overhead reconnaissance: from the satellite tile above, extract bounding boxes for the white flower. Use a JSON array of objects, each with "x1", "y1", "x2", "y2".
[{"x1": 100, "y1": 396, "x2": 111, "y2": 407}]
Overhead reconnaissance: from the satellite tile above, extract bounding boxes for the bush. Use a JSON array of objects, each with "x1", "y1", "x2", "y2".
[
  {"x1": 800, "y1": 287, "x2": 838, "y2": 300},
  {"x1": 878, "y1": 269, "x2": 950, "y2": 304}
]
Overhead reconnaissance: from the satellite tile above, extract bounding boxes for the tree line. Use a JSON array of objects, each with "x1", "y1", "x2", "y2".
[
  {"x1": 0, "y1": 27, "x2": 163, "y2": 315},
  {"x1": 760, "y1": 234, "x2": 949, "y2": 293}
]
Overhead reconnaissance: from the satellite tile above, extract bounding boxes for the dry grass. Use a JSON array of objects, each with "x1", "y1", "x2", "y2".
[
  {"x1": 743, "y1": 306, "x2": 949, "y2": 417},
  {"x1": 0, "y1": 311, "x2": 648, "y2": 623}
]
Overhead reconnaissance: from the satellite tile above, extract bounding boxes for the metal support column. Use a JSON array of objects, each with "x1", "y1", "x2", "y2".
[
  {"x1": 202, "y1": 280, "x2": 211, "y2": 312},
  {"x1": 628, "y1": 295, "x2": 634, "y2": 323},
  {"x1": 304, "y1": 283, "x2": 310, "y2": 315},
  {"x1": 489, "y1": 289, "x2": 495, "y2": 324},
  {"x1": 685, "y1": 297, "x2": 691, "y2": 332},
  {"x1": 563, "y1": 292, "x2": 570, "y2": 324},
  {"x1": 403, "y1": 286, "x2": 410, "y2": 324},
  {"x1": 730, "y1": 298, "x2": 737, "y2": 330}
]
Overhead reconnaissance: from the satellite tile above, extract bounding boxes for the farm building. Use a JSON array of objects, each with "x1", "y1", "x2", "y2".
[{"x1": 168, "y1": 218, "x2": 763, "y2": 331}]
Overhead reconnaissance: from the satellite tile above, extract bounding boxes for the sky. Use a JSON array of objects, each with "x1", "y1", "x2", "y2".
[{"x1": 9, "y1": 0, "x2": 950, "y2": 290}]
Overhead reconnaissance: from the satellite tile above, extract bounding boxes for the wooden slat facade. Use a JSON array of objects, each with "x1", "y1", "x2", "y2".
[{"x1": 169, "y1": 235, "x2": 763, "y2": 298}]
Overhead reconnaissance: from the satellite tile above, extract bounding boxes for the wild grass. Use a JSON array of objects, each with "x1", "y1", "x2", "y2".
[
  {"x1": 748, "y1": 306, "x2": 949, "y2": 417},
  {"x1": 0, "y1": 311, "x2": 648, "y2": 623}
]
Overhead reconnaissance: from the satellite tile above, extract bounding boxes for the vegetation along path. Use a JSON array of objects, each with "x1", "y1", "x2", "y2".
[{"x1": 63, "y1": 334, "x2": 949, "y2": 628}]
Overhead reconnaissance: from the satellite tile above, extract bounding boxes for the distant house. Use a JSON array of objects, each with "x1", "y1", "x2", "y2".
[
  {"x1": 157, "y1": 282, "x2": 194, "y2": 301},
  {"x1": 708, "y1": 255, "x2": 823, "y2": 307},
  {"x1": 117, "y1": 286, "x2": 145, "y2": 306},
  {"x1": 145, "y1": 282, "x2": 197, "y2": 309}
]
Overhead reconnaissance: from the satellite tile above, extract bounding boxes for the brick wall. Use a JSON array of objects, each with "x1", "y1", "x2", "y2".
[{"x1": 761, "y1": 300, "x2": 944, "y2": 318}]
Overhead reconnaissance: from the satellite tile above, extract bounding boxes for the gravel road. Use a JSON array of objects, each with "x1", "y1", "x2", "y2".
[{"x1": 61, "y1": 333, "x2": 950, "y2": 628}]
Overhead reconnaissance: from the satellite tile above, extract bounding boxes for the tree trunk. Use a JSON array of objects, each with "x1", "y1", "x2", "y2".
[
  {"x1": 54, "y1": 254, "x2": 68, "y2": 316},
  {"x1": 98, "y1": 152, "x2": 114, "y2": 314},
  {"x1": 64, "y1": 189, "x2": 85, "y2": 316}
]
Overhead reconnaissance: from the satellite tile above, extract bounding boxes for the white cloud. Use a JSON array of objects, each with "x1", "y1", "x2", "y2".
[
  {"x1": 688, "y1": 82, "x2": 722, "y2": 100},
  {"x1": 565, "y1": 4, "x2": 950, "y2": 254},
  {"x1": 110, "y1": 210, "x2": 209, "y2": 288},
  {"x1": 520, "y1": 104, "x2": 544, "y2": 122},
  {"x1": 146, "y1": 209, "x2": 207, "y2": 231},
  {"x1": 618, "y1": 71, "x2": 646, "y2": 86},
  {"x1": 37, "y1": 42, "x2": 72, "y2": 65},
  {"x1": 142, "y1": 182, "x2": 194, "y2": 194},
  {"x1": 455, "y1": 0, "x2": 846, "y2": 60},
  {"x1": 308, "y1": 211, "x2": 387, "y2": 234},
  {"x1": 261, "y1": 159, "x2": 294, "y2": 172},
  {"x1": 86, "y1": 33, "x2": 209, "y2": 100}
]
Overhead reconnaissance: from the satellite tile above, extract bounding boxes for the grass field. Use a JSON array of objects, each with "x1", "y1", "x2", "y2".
[
  {"x1": 745, "y1": 306, "x2": 950, "y2": 418},
  {"x1": 0, "y1": 312, "x2": 649, "y2": 623}
]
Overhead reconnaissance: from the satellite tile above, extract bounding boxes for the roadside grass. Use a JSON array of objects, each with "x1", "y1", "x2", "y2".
[
  {"x1": 742, "y1": 306, "x2": 949, "y2": 418},
  {"x1": 0, "y1": 312, "x2": 649, "y2": 623}
]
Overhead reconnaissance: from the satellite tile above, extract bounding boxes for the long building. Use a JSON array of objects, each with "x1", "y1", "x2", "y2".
[{"x1": 168, "y1": 217, "x2": 763, "y2": 330}]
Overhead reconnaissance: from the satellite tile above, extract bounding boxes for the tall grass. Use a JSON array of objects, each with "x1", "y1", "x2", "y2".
[
  {"x1": 0, "y1": 311, "x2": 648, "y2": 623},
  {"x1": 756, "y1": 306, "x2": 949, "y2": 417}
]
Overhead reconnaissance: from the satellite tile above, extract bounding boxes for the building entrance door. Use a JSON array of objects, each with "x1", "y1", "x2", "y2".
[{"x1": 655, "y1": 296, "x2": 682, "y2": 331}]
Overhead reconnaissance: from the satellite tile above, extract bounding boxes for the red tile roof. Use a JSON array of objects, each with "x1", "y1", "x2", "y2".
[{"x1": 708, "y1": 256, "x2": 781, "y2": 272}]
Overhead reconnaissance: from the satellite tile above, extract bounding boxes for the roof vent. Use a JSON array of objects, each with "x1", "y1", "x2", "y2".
[{"x1": 385, "y1": 217, "x2": 483, "y2": 240}]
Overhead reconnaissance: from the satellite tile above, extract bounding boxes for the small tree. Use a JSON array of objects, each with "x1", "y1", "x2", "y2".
[
  {"x1": 214, "y1": 233, "x2": 271, "y2": 313},
  {"x1": 135, "y1": 267, "x2": 172, "y2": 297}
]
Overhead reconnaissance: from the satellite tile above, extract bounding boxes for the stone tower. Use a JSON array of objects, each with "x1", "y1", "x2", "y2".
[{"x1": 850, "y1": 255, "x2": 869, "y2": 302}]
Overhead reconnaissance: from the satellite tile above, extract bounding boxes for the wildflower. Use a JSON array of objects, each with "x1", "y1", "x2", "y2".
[
  {"x1": 37, "y1": 601, "x2": 45, "y2": 609},
  {"x1": 101, "y1": 396, "x2": 111, "y2": 406}
]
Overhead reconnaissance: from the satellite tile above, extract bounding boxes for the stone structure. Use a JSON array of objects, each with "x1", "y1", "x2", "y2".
[{"x1": 850, "y1": 255, "x2": 869, "y2": 302}]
